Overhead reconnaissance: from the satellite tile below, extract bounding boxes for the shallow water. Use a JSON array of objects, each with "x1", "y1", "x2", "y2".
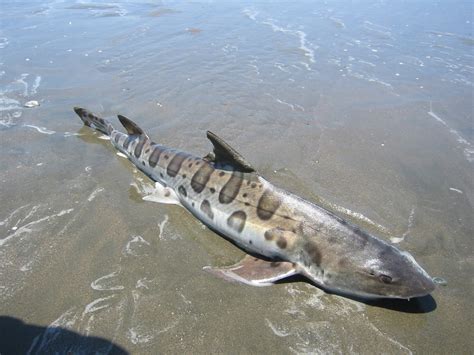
[{"x1": 1, "y1": 1, "x2": 473, "y2": 353}]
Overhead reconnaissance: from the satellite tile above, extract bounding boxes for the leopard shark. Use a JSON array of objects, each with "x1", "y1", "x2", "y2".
[{"x1": 73, "y1": 107, "x2": 435, "y2": 299}]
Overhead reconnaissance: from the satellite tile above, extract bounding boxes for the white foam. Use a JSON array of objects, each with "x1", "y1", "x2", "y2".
[
  {"x1": 83, "y1": 295, "x2": 116, "y2": 314},
  {"x1": 127, "y1": 319, "x2": 179, "y2": 345},
  {"x1": 363, "y1": 21, "x2": 394, "y2": 40},
  {"x1": 266, "y1": 93, "x2": 304, "y2": 112},
  {"x1": 428, "y1": 103, "x2": 473, "y2": 162},
  {"x1": 30, "y1": 76, "x2": 41, "y2": 95},
  {"x1": 263, "y1": 21, "x2": 316, "y2": 63},
  {"x1": 128, "y1": 327, "x2": 155, "y2": 345},
  {"x1": 0, "y1": 37, "x2": 9, "y2": 49},
  {"x1": 449, "y1": 187, "x2": 463, "y2": 194},
  {"x1": 63, "y1": 131, "x2": 83, "y2": 137},
  {"x1": 242, "y1": 8, "x2": 258, "y2": 21},
  {"x1": 87, "y1": 187, "x2": 104, "y2": 202},
  {"x1": 265, "y1": 318, "x2": 291, "y2": 337},
  {"x1": 123, "y1": 235, "x2": 150, "y2": 256},
  {"x1": 16, "y1": 73, "x2": 29, "y2": 96},
  {"x1": 325, "y1": 202, "x2": 388, "y2": 233},
  {"x1": 0, "y1": 207, "x2": 73, "y2": 247},
  {"x1": 20, "y1": 260, "x2": 34, "y2": 272},
  {"x1": 329, "y1": 17, "x2": 345, "y2": 29},
  {"x1": 57, "y1": 208, "x2": 74, "y2": 217},
  {"x1": 136, "y1": 277, "x2": 152, "y2": 289},
  {"x1": 158, "y1": 214, "x2": 169, "y2": 240},
  {"x1": 23, "y1": 124, "x2": 55, "y2": 135},
  {"x1": 0, "y1": 96, "x2": 21, "y2": 111},
  {"x1": 274, "y1": 62, "x2": 291, "y2": 73},
  {"x1": 91, "y1": 269, "x2": 124, "y2": 291},
  {"x1": 367, "y1": 322, "x2": 413, "y2": 354},
  {"x1": 0, "y1": 204, "x2": 30, "y2": 227},
  {"x1": 243, "y1": 9, "x2": 316, "y2": 65},
  {"x1": 391, "y1": 206, "x2": 415, "y2": 244}
]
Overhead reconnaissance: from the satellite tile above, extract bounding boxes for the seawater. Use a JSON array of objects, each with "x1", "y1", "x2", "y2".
[{"x1": 1, "y1": 1, "x2": 472, "y2": 353}]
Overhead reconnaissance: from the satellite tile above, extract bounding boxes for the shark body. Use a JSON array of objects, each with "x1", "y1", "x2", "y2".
[{"x1": 73, "y1": 107, "x2": 435, "y2": 299}]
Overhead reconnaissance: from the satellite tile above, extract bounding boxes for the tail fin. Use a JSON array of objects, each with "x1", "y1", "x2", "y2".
[{"x1": 73, "y1": 107, "x2": 113, "y2": 136}]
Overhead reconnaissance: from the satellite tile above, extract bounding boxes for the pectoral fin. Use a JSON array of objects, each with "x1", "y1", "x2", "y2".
[
  {"x1": 203, "y1": 255, "x2": 297, "y2": 287},
  {"x1": 142, "y1": 182, "x2": 181, "y2": 205}
]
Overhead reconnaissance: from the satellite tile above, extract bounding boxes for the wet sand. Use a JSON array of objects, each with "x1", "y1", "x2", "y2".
[{"x1": 1, "y1": 1, "x2": 473, "y2": 353}]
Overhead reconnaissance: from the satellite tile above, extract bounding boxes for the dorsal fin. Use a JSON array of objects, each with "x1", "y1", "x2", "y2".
[
  {"x1": 117, "y1": 114, "x2": 149, "y2": 138},
  {"x1": 206, "y1": 131, "x2": 255, "y2": 172}
]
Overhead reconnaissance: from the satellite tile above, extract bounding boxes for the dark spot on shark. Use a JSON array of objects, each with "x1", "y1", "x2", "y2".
[
  {"x1": 200, "y1": 199, "x2": 214, "y2": 220},
  {"x1": 164, "y1": 190, "x2": 170, "y2": 197},
  {"x1": 251, "y1": 183, "x2": 257, "y2": 188},
  {"x1": 145, "y1": 148, "x2": 150, "y2": 154},
  {"x1": 123, "y1": 136, "x2": 133, "y2": 150},
  {"x1": 227, "y1": 210, "x2": 246, "y2": 233},
  {"x1": 243, "y1": 193, "x2": 248, "y2": 198},
  {"x1": 210, "y1": 187, "x2": 215, "y2": 193},
  {"x1": 114, "y1": 134, "x2": 120, "y2": 144},
  {"x1": 160, "y1": 173, "x2": 164, "y2": 178},
  {"x1": 219, "y1": 171, "x2": 225, "y2": 177},
  {"x1": 134, "y1": 136, "x2": 146, "y2": 158},
  {"x1": 182, "y1": 174, "x2": 186, "y2": 178},
  {"x1": 352, "y1": 226, "x2": 370, "y2": 247},
  {"x1": 277, "y1": 236, "x2": 287, "y2": 249},
  {"x1": 178, "y1": 185, "x2": 187, "y2": 197},
  {"x1": 149, "y1": 146, "x2": 162, "y2": 168},
  {"x1": 304, "y1": 241, "x2": 322, "y2": 267},
  {"x1": 164, "y1": 155, "x2": 169, "y2": 160},
  {"x1": 167, "y1": 153, "x2": 187, "y2": 178},
  {"x1": 244, "y1": 202, "x2": 250, "y2": 206},
  {"x1": 264, "y1": 228, "x2": 289, "y2": 245},
  {"x1": 219, "y1": 171, "x2": 243, "y2": 204},
  {"x1": 264, "y1": 230, "x2": 274, "y2": 240},
  {"x1": 271, "y1": 262, "x2": 281, "y2": 267},
  {"x1": 257, "y1": 190, "x2": 281, "y2": 220},
  {"x1": 249, "y1": 240, "x2": 253, "y2": 244},
  {"x1": 191, "y1": 162, "x2": 215, "y2": 193},
  {"x1": 188, "y1": 163, "x2": 192, "y2": 168},
  {"x1": 142, "y1": 161, "x2": 145, "y2": 166}
]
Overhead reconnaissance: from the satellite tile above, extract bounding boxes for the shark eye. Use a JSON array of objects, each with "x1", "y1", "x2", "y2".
[{"x1": 379, "y1": 274, "x2": 393, "y2": 284}]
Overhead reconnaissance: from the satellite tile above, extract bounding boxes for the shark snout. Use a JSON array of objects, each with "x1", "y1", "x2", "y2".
[
  {"x1": 396, "y1": 252, "x2": 436, "y2": 298},
  {"x1": 402, "y1": 270, "x2": 435, "y2": 298}
]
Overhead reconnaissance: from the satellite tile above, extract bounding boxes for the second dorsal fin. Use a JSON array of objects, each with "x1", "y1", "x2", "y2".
[
  {"x1": 206, "y1": 131, "x2": 255, "y2": 172},
  {"x1": 118, "y1": 114, "x2": 149, "y2": 138}
]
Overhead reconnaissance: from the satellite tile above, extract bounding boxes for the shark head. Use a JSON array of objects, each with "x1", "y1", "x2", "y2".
[{"x1": 300, "y1": 228, "x2": 435, "y2": 299}]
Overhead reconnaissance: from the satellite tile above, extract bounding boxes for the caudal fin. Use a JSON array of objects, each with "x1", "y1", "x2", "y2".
[{"x1": 73, "y1": 107, "x2": 113, "y2": 135}]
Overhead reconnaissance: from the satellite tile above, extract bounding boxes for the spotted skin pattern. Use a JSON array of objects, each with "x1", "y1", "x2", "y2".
[
  {"x1": 75, "y1": 108, "x2": 309, "y2": 261},
  {"x1": 73, "y1": 107, "x2": 436, "y2": 300}
]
